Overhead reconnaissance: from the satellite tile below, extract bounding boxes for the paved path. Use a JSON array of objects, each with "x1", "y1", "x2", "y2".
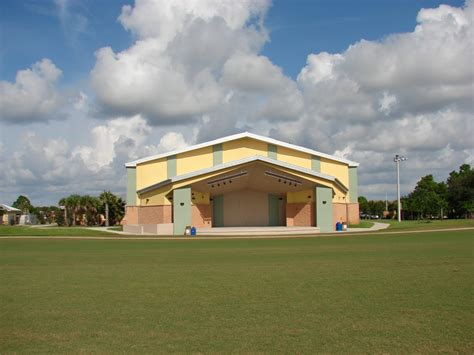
[
  {"x1": 347, "y1": 222, "x2": 390, "y2": 233},
  {"x1": 85, "y1": 226, "x2": 136, "y2": 235}
]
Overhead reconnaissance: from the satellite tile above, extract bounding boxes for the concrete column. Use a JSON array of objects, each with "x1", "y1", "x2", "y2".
[
  {"x1": 213, "y1": 144, "x2": 223, "y2": 165},
  {"x1": 173, "y1": 187, "x2": 191, "y2": 235},
  {"x1": 212, "y1": 195, "x2": 224, "y2": 227},
  {"x1": 126, "y1": 167, "x2": 137, "y2": 206},
  {"x1": 268, "y1": 194, "x2": 279, "y2": 226},
  {"x1": 315, "y1": 186, "x2": 333, "y2": 233},
  {"x1": 349, "y1": 167, "x2": 358, "y2": 203}
]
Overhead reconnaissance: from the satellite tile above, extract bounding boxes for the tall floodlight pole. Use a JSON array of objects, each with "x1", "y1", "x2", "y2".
[{"x1": 394, "y1": 154, "x2": 407, "y2": 222}]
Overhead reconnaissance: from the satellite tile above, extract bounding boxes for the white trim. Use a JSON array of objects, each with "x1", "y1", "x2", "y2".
[
  {"x1": 137, "y1": 155, "x2": 348, "y2": 194},
  {"x1": 0, "y1": 204, "x2": 21, "y2": 212},
  {"x1": 125, "y1": 132, "x2": 359, "y2": 168}
]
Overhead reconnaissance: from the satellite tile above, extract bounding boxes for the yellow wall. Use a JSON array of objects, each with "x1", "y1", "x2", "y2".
[
  {"x1": 191, "y1": 190, "x2": 210, "y2": 205},
  {"x1": 287, "y1": 189, "x2": 314, "y2": 203},
  {"x1": 222, "y1": 138, "x2": 267, "y2": 163},
  {"x1": 177, "y1": 146, "x2": 213, "y2": 175},
  {"x1": 136, "y1": 158, "x2": 167, "y2": 190},
  {"x1": 277, "y1": 146, "x2": 312, "y2": 169},
  {"x1": 135, "y1": 137, "x2": 352, "y2": 204},
  {"x1": 320, "y1": 158, "x2": 349, "y2": 188},
  {"x1": 140, "y1": 185, "x2": 172, "y2": 206}
]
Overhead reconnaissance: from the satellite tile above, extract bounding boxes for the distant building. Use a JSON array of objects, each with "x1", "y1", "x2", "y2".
[
  {"x1": 123, "y1": 132, "x2": 359, "y2": 235},
  {"x1": 0, "y1": 204, "x2": 22, "y2": 225}
]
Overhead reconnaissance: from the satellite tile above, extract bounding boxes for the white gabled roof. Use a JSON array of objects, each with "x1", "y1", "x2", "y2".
[
  {"x1": 137, "y1": 155, "x2": 349, "y2": 195},
  {"x1": 125, "y1": 132, "x2": 359, "y2": 168},
  {"x1": 0, "y1": 204, "x2": 21, "y2": 212}
]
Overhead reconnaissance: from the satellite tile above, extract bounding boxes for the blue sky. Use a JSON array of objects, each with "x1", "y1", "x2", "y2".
[
  {"x1": 0, "y1": 0, "x2": 472, "y2": 205},
  {"x1": 1, "y1": 0, "x2": 464, "y2": 81}
]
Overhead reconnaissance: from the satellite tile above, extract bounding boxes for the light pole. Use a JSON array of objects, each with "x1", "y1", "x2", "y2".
[{"x1": 394, "y1": 154, "x2": 407, "y2": 222}]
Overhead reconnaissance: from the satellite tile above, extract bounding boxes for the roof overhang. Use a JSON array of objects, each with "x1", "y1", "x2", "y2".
[
  {"x1": 125, "y1": 132, "x2": 359, "y2": 168},
  {"x1": 137, "y1": 155, "x2": 348, "y2": 195},
  {"x1": 0, "y1": 204, "x2": 21, "y2": 213}
]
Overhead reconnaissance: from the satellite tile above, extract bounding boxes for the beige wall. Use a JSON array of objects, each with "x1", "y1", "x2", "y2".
[
  {"x1": 124, "y1": 205, "x2": 173, "y2": 225},
  {"x1": 333, "y1": 203, "x2": 360, "y2": 225},
  {"x1": 123, "y1": 206, "x2": 138, "y2": 225},
  {"x1": 223, "y1": 189, "x2": 268, "y2": 227},
  {"x1": 286, "y1": 203, "x2": 315, "y2": 226},
  {"x1": 192, "y1": 204, "x2": 212, "y2": 228}
]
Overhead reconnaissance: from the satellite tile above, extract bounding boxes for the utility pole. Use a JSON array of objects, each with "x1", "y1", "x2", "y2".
[
  {"x1": 394, "y1": 154, "x2": 407, "y2": 222},
  {"x1": 105, "y1": 202, "x2": 109, "y2": 227}
]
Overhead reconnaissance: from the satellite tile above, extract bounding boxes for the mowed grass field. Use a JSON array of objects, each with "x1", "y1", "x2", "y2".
[
  {"x1": 0, "y1": 226, "x2": 115, "y2": 236},
  {"x1": 1, "y1": 230, "x2": 473, "y2": 353}
]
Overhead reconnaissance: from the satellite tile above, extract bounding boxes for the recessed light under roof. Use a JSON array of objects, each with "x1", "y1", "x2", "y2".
[
  {"x1": 264, "y1": 171, "x2": 302, "y2": 186},
  {"x1": 207, "y1": 171, "x2": 248, "y2": 186}
]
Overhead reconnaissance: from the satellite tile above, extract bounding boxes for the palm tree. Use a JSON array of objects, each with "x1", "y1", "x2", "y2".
[
  {"x1": 99, "y1": 191, "x2": 114, "y2": 227},
  {"x1": 80, "y1": 195, "x2": 101, "y2": 226}
]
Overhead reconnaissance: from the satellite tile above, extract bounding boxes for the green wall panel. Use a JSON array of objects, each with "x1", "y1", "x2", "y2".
[
  {"x1": 311, "y1": 155, "x2": 321, "y2": 172},
  {"x1": 315, "y1": 186, "x2": 333, "y2": 233},
  {"x1": 173, "y1": 187, "x2": 191, "y2": 235},
  {"x1": 268, "y1": 194, "x2": 279, "y2": 226},
  {"x1": 212, "y1": 195, "x2": 224, "y2": 227},
  {"x1": 126, "y1": 168, "x2": 137, "y2": 206},
  {"x1": 268, "y1": 143, "x2": 277, "y2": 160},
  {"x1": 167, "y1": 155, "x2": 177, "y2": 178},
  {"x1": 349, "y1": 167, "x2": 358, "y2": 203},
  {"x1": 213, "y1": 144, "x2": 223, "y2": 166}
]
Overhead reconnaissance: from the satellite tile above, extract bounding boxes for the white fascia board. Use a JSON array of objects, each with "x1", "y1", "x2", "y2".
[
  {"x1": 125, "y1": 131, "x2": 359, "y2": 168},
  {"x1": 0, "y1": 204, "x2": 21, "y2": 212},
  {"x1": 137, "y1": 155, "x2": 347, "y2": 195}
]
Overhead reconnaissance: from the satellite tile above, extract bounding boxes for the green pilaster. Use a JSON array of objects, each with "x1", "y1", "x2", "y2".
[
  {"x1": 167, "y1": 155, "x2": 177, "y2": 178},
  {"x1": 315, "y1": 186, "x2": 333, "y2": 233},
  {"x1": 173, "y1": 187, "x2": 191, "y2": 235},
  {"x1": 268, "y1": 144, "x2": 277, "y2": 160},
  {"x1": 212, "y1": 195, "x2": 224, "y2": 227},
  {"x1": 349, "y1": 167, "x2": 358, "y2": 203},
  {"x1": 311, "y1": 155, "x2": 321, "y2": 172},
  {"x1": 126, "y1": 167, "x2": 137, "y2": 206},
  {"x1": 213, "y1": 144, "x2": 223, "y2": 166},
  {"x1": 268, "y1": 194, "x2": 279, "y2": 226}
]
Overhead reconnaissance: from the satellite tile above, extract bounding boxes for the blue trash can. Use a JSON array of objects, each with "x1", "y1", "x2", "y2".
[
  {"x1": 335, "y1": 222, "x2": 342, "y2": 231},
  {"x1": 190, "y1": 226, "x2": 197, "y2": 236}
]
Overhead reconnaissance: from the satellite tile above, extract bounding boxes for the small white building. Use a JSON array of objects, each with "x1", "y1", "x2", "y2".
[{"x1": 0, "y1": 204, "x2": 22, "y2": 225}]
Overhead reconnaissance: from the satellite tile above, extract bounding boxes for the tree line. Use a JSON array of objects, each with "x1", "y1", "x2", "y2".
[
  {"x1": 359, "y1": 164, "x2": 473, "y2": 220},
  {"x1": 10, "y1": 191, "x2": 125, "y2": 226}
]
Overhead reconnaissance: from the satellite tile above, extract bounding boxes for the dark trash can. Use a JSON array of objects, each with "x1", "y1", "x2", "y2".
[{"x1": 191, "y1": 226, "x2": 197, "y2": 236}]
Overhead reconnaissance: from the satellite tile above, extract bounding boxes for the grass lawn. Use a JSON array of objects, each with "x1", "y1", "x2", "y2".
[
  {"x1": 385, "y1": 219, "x2": 474, "y2": 230},
  {"x1": 0, "y1": 225, "x2": 117, "y2": 236},
  {"x1": 1, "y1": 230, "x2": 473, "y2": 353},
  {"x1": 349, "y1": 221, "x2": 374, "y2": 228}
]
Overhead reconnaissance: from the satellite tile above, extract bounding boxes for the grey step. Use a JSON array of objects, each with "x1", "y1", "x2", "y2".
[{"x1": 196, "y1": 227, "x2": 320, "y2": 236}]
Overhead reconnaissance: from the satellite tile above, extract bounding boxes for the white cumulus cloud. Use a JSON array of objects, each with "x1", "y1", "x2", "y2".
[{"x1": 0, "y1": 59, "x2": 64, "y2": 123}]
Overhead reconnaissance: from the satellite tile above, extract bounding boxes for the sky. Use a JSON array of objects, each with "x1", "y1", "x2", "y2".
[{"x1": 0, "y1": 0, "x2": 472, "y2": 206}]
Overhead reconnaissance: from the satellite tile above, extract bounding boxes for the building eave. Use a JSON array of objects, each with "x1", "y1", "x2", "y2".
[{"x1": 0, "y1": 204, "x2": 22, "y2": 212}]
